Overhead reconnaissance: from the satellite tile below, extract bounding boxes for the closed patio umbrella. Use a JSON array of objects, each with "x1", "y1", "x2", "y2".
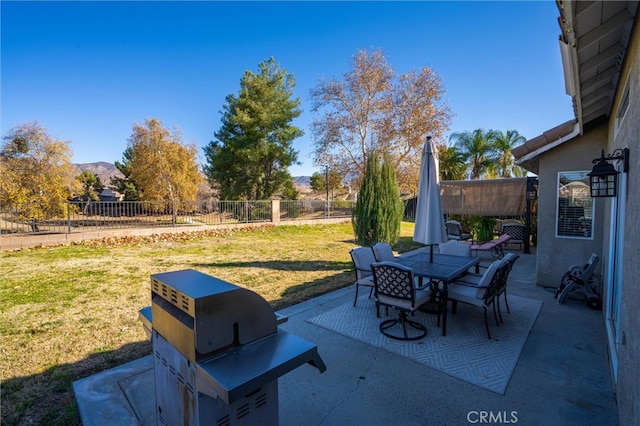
[{"x1": 413, "y1": 136, "x2": 447, "y2": 261}]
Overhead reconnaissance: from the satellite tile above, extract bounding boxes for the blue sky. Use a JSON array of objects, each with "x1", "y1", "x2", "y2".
[{"x1": 1, "y1": 1, "x2": 573, "y2": 177}]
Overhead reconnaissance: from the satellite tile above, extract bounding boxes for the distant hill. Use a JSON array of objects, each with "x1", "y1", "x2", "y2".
[
  {"x1": 293, "y1": 176, "x2": 310, "y2": 186},
  {"x1": 75, "y1": 162, "x2": 123, "y2": 185},
  {"x1": 74, "y1": 162, "x2": 312, "y2": 191},
  {"x1": 293, "y1": 176, "x2": 313, "y2": 197}
]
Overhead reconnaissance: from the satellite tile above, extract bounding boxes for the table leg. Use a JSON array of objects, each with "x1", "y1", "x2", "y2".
[
  {"x1": 420, "y1": 279, "x2": 442, "y2": 315},
  {"x1": 441, "y1": 283, "x2": 448, "y2": 336},
  {"x1": 434, "y1": 281, "x2": 447, "y2": 336}
]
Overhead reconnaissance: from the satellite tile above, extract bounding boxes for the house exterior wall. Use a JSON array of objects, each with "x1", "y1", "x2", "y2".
[
  {"x1": 534, "y1": 124, "x2": 606, "y2": 288},
  {"x1": 608, "y1": 16, "x2": 640, "y2": 425},
  {"x1": 518, "y1": 4, "x2": 639, "y2": 422}
]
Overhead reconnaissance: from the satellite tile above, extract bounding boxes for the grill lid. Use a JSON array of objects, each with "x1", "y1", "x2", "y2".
[{"x1": 151, "y1": 269, "x2": 277, "y2": 361}]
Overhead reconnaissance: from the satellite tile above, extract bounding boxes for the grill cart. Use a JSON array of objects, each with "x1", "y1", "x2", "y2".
[{"x1": 139, "y1": 269, "x2": 326, "y2": 425}]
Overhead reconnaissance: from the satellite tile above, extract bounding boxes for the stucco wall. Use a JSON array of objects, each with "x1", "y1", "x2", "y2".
[
  {"x1": 530, "y1": 8, "x2": 639, "y2": 424},
  {"x1": 534, "y1": 124, "x2": 606, "y2": 288},
  {"x1": 609, "y1": 15, "x2": 640, "y2": 426}
]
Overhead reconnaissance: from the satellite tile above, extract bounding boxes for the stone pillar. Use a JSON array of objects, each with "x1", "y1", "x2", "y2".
[{"x1": 271, "y1": 200, "x2": 280, "y2": 225}]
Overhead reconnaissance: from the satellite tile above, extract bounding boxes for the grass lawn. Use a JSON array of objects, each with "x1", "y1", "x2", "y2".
[{"x1": 0, "y1": 222, "x2": 421, "y2": 425}]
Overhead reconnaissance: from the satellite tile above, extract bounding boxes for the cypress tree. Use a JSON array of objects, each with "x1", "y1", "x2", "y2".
[
  {"x1": 353, "y1": 151, "x2": 382, "y2": 246},
  {"x1": 353, "y1": 151, "x2": 404, "y2": 246},
  {"x1": 379, "y1": 153, "x2": 404, "y2": 245}
]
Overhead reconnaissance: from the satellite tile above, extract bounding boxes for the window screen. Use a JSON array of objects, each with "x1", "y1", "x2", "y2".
[{"x1": 556, "y1": 171, "x2": 594, "y2": 239}]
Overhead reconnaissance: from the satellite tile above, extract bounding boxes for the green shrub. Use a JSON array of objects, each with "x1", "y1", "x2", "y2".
[
  {"x1": 469, "y1": 216, "x2": 496, "y2": 242},
  {"x1": 352, "y1": 151, "x2": 403, "y2": 246}
]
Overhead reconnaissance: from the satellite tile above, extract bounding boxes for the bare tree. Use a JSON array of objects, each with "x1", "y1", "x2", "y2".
[{"x1": 310, "y1": 48, "x2": 452, "y2": 192}]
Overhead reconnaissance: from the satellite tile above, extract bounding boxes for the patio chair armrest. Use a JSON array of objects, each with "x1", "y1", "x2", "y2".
[
  {"x1": 451, "y1": 280, "x2": 488, "y2": 289},
  {"x1": 463, "y1": 272, "x2": 483, "y2": 278},
  {"x1": 416, "y1": 278, "x2": 440, "y2": 291}
]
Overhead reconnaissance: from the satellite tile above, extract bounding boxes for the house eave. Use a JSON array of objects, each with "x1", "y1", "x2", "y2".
[
  {"x1": 512, "y1": 119, "x2": 579, "y2": 175},
  {"x1": 556, "y1": 0, "x2": 638, "y2": 130}
]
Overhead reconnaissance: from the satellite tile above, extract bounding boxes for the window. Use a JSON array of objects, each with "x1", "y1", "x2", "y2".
[{"x1": 556, "y1": 171, "x2": 594, "y2": 239}]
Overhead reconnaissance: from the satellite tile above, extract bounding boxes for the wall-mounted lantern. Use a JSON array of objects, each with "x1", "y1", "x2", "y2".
[{"x1": 588, "y1": 148, "x2": 629, "y2": 198}]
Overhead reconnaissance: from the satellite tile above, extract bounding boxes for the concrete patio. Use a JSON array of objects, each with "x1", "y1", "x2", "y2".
[{"x1": 73, "y1": 249, "x2": 618, "y2": 425}]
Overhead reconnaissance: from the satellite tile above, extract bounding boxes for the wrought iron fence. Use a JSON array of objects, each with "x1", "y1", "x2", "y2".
[
  {"x1": 0, "y1": 199, "x2": 354, "y2": 236},
  {"x1": 1, "y1": 197, "x2": 528, "y2": 237},
  {"x1": 279, "y1": 199, "x2": 354, "y2": 221}
]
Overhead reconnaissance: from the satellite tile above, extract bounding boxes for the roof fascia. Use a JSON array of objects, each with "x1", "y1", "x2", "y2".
[{"x1": 514, "y1": 121, "x2": 581, "y2": 166}]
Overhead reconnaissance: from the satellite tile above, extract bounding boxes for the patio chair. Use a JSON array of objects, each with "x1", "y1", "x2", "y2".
[
  {"x1": 445, "y1": 220, "x2": 471, "y2": 241},
  {"x1": 502, "y1": 223, "x2": 525, "y2": 250},
  {"x1": 371, "y1": 261, "x2": 432, "y2": 340},
  {"x1": 446, "y1": 259, "x2": 507, "y2": 339},
  {"x1": 372, "y1": 242, "x2": 397, "y2": 262},
  {"x1": 555, "y1": 253, "x2": 601, "y2": 309},
  {"x1": 498, "y1": 218, "x2": 520, "y2": 232},
  {"x1": 496, "y1": 253, "x2": 520, "y2": 317},
  {"x1": 438, "y1": 241, "x2": 472, "y2": 277},
  {"x1": 438, "y1": 240, "x2": 471, "y2": 257},
  {"x1": 349, "y1": 247, "x2": 377, "y2": 311},
  {"x1": 467, "y1": 252, "x2": 519, "y2": 322}
]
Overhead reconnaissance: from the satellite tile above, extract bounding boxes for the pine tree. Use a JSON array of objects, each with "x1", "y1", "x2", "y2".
[
  {"x1": 111, "y1": 147, "x2": 140, "y2": 201},
  {"x1": 204, "y1": 58, "x2": 302, "y2": 200}
]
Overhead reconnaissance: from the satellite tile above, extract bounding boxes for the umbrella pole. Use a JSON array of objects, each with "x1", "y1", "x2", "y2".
[{"x1": 430, "y1": 245, "x2": 434, "y2": 262}]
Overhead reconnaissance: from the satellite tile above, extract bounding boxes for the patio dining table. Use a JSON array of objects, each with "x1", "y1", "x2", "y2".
[{"x1": 394, "y1": 251, "x2": 480, "y2": 336}]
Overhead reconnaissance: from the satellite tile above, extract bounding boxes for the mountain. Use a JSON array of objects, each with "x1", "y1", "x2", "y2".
[
  {"x1": 75, "y1": 162, "x2": 123, "y2": 185},
  {"x1": 74, "y1": 162, "x2": 312, "y2": 191},
  {"x1": 293, "y1": 176, "x2": 310, "y2": 186}
]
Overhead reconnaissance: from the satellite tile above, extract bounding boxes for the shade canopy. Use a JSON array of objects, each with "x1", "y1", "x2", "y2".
[
  {"x1": 440, "y1": 178, "x2": 528, "y2": 216},
  {"x1": 413, "y1": 137, "x2": 447, "y2": 246}
]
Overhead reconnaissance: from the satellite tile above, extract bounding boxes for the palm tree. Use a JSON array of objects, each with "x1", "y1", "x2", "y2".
[
  {"x1": 437, "y1": 144, "x2": 467, "y2": 181},
  {"x1": 449, "y1": 129, "x2": 498, "y2": 179},
  {"x1": 493, "y1": 130, "x2": 527, "y2": 177}
]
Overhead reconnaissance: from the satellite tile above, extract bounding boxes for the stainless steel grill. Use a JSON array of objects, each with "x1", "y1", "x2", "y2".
[{"x1": 139, "y1": 269, "x2": 326, "y2": 425}]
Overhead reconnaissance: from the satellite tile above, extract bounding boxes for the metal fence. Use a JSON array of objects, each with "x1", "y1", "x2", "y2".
[
  {"x1": 1, "y1": 198, "x2": 529, "y2": 237},
  {"x1": 279, "y1": 199, "x2": 354, "y2": 221},
  {"x1": 0, "y1": 199, "x2": 355, "y2": 236}
]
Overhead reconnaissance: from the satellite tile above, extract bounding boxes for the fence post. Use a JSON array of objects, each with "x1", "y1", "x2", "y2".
[
  {"x1": 67, "y1": 202, "x2": 71, "y2": 234},
  {"x1": 271, "y1": 200, "x2": 280, "y2": 225}
]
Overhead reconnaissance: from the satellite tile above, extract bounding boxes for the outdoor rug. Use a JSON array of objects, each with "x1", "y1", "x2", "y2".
[{"x1": 307, "y1": 294, "x2": 543, "y2": 394}]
